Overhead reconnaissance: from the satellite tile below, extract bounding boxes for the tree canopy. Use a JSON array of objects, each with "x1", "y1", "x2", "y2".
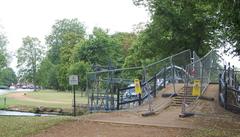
[
  {"x1": 132, "y1": 0, "x2": 240, "y2": 57},
  {"x1": 17, "y1": 36, "x2": 44, "y2": 90},
  {"x1": 11, "y1": 1, "x2": 240, "y2": 90},
  {"x1": 0, "y1": 32, "x2": 16, "y2": 86}
]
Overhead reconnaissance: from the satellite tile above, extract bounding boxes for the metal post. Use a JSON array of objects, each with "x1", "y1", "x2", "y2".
[
  {"x1": 170, "y1": 56, "x2": 176, "y2": 94},
  {"x1": 200, "y1": 62, "x2": 204, "y2": 94},
  {"x1": 90, "y1": 92, "x2": 94, "y2": 113},
  {"x1": 143, "y1": 66, "x2": 146, "y2": 83},
  {"x1": 154, "y1": 74, "x2": 157, "y2": 97},
  {"x1": 110, "y1": 71, "x2": 114, "y2": 110},
  {"x1": 163, "y1": 66, "x2": 166, "y2": 88},
  {"x1": 235, "y1": 74, "x2": 237, "y2": 89},
  {"x1": 117, "y1": 88, "x2": 120, "y2": 110},
  {"x1": 224, "y1": 65, "x2": 226, "y2": 82},
  {"x1": 96, "y1": 77, "x2": 99, "y2": 107},
  {"x1": 73, "y1": 85, "x2": 76, "y2": 116},
  {"x1": 224, "y1": 82, "x2": 228, "y2": 109},
  {"x1": 219, "y1": 74, "x2": 222, "y2": 101},
  {"x1": 182, "y1": 65, "x2": 189, "y2": 114},
  {"x1": 87, "y1": 74, "x2": 89, "y2": 110},
  {"x1": 228, "y1": 62, "x2": 230, "y2": 85},
  {"x1": 232, "y1": 65, "x2": 235, "y2": 87},
  {"x1": 138, "y1": 93, "x2": 142, "y2": 106},
  {"x1": 4, "y1": 97, "x2": 6, "y2": 105}
]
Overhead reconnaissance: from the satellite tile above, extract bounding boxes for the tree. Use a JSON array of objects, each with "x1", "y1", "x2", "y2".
[
  {"x1": 216, "y1": 0, "x2": 240, "y2": 56},
  {"x1": 44, "y1": 18, "x2": 86, "y2": 90},
  {"x1": 0, "y1": 32, "x2": 16, "y2": 86},
  {"x1": 46, "y1": 18, "x2": 86, "y2": 65},
  {"x1": 74, "y1": 27, "x2": 123, "y2": 68},
  {"x1": 112, "y1": 32, "x2": 137, "y2": 65},
  {"x1": 129, "y1": 0, "x2": 218, "y2": 66},
  {"x1": 0, "y1": 33, "x2": 8, "y2": 70},
  {"x1": 36, "y1": 58, "x2": 59, "y2": 89},
  {"x1": 17, "y1": 36, "x2": 44, "y2": 91},
  {"x1": 0, "y1": 67, "x2": 17, "y2": 86},
  {"x1": 67, "y1": 61, "x2": 91, "y2": 90}
]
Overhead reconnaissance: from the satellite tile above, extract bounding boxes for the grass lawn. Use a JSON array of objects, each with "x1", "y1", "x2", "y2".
[
  {"x1": 27, "y1": 90, "x2": 88, "y2": 103},
  {"x1": 0, "y1": 90, "x2": 88, "y2": 111},
  {"x1": 0, "y1": 116, "x2": 72, "y2": 137},
  {"x1": 186, "y1": 128, "x2": 240, "y2": 137}
]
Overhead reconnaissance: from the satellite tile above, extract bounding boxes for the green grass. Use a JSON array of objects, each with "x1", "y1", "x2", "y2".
[
  {"x1": 186, "y1": 128, "x2": 240, "y2": 137},
  {"x1": 0, "y1": 90, "x2": 88, "y2": 109},
  {"x1": 0, "y1": 116, "x2": 72, "y2": 137},
  {"x1": 27, "y1": 90, "x2": 88, "y2": 103}
]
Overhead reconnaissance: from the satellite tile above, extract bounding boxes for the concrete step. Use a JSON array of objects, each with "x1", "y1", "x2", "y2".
[
  {"x1": 177, "y1": 95, "x2": 193, "y2": 98},
  {"x1": 171, "y1": 102, "x2": 191, "y2": 106},
  {"x1": 172, "y1": 99, "x2": 193, "y2": 102},
  {"x1": 171, "y1": 87, "x2": 196, "y2": 107}
]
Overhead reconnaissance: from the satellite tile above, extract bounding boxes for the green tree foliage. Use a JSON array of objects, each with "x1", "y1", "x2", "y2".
[
  {"x1": 68, "y1": 61, "x2": 91, "y2": 90},
  {"x1": 46, "y1": 18, "x2": 86, "y2": 65},
  {"x1": 74, "y1": 27, "x2": 122, "y2": 67},
  {"x1": 127, "y1": 0, "x2": 219, "y2": 67},
  {"x1": 44, "y1": 18, "x2": 86, "y2": 90},
  {"x1": 17, "y1": 36, "x2": 44, "y2": 90},
  {"x1": 0, "y1": 67, "x2": 17, "y2": 86},
  {"x1": 112, "y1": 32, "x2": 137, "y2": 65},
  {"x1": 38, "y1": 19, "x2": 137, "y2": 91},
  {"x1": 132, "y1": 0, "x2": 240, "y2": 58},
  {"x1": 0, "y1": 32, "x2": 16, "y2": 86},
  {"x1": 0, "y1": 33, "x2": 8, "y2": 69},
  {"x1": 217, "y1": 0, "x2": 240, "y2": 55},
  {"x1": 36, "y1": 58, "x2": 58, "y2": 89}
]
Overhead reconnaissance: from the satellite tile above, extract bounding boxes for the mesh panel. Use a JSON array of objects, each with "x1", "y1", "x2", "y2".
[
  {"x1": 182, "y1": 50, "x2": 222, "y2": 114},
  {"x1": 87, "y1": 50, "x2": 192, "y2": 112}
]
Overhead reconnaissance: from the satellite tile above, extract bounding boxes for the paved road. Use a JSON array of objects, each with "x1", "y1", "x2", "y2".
[
  {"x1": 0, "y1": 89, "x2": 12, "y2": 95},
  {"x1": 0, "y1": 89, "x2": 34, "y2": 95}
]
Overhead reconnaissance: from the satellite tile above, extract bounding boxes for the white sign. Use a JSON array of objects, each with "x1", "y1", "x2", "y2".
[{"x1": 69, "y1": 75, "x2": 79, "y2": 85}]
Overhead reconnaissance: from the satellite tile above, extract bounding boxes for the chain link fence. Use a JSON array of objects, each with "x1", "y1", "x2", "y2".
[
  {"x1": 86, "y1": 49, "x2": 192, "y2": 112},
  {"x1": 181, "y1": 50, "x2": 224, "y2": 116}
]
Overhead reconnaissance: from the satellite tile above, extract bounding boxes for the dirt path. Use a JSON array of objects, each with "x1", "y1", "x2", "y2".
[
  {"x1": 32, "y1": 120, "x2": 192, "y2": 137},
  {"x1": 7, "y1": 92, "x2": 70, "y2": 104},
  {"x1": 31, "y1": 84, "x2": 240, "y2": 137},
  {"x1": 32, "y1": 84, "x2": 196, "y2": 137},
  {"x1": 189, "y1": 84, "x2": 238, "y2": 116}
]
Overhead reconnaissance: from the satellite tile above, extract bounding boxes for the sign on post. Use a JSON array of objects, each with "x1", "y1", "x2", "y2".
[
  {"x1": 69, "y1": 75, "x2": 79, "y2": 85},
  {"x1": 134, "y1": 79, "x2": 142, "y2": 94},
  {"x1": 192, "y1": 80, "x2": 201, "y2": 96},
  {"x1": 69, "y1": 75, "x2": 78, "y2": 116}
]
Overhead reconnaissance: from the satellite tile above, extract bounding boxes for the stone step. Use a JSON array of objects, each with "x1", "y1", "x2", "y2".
[
  {"x1": 177, "y1": 93, "x2": 192, "y2": 96},
  {"x1": 175, "y1": 95, "x2": 198, "y2": 98},
  {"x1": 172, "y1": 99, "x2": 193, "y2": 102},
  {"x1": 173, "y1": 99, "x2": 196, "y2": 102},
  {"x1": 174, "y1": 96, "x2": 194, "y2": 99},
  {"x1": 171, "y1": 102, "x2": 191, "y2": 106},
  {"x1": 179, "y1": 92, "x2": 192, "y2": 94},
  {"x1": 171, "y1": 104, "x2": 182, "y2": 106}
]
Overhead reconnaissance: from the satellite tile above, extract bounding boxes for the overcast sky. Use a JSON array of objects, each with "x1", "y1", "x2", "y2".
[
  {"x1": 0, "y1": 0, "x2": 239, "y2": 70},
  {"x1": 0, "y1": 0, "x2": 149, "y2": 70}
]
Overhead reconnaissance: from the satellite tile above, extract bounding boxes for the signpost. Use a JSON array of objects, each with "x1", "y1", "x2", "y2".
[{"x1": 69, "y1": 75, "x2": 79, "y2": 116}]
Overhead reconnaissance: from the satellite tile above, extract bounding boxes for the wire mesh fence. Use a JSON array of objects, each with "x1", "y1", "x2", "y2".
[
  {"x1": 86, "y1": 67, "x2": 144, "y2": 112},
  {"x1": 219, "y1": 63, "x2": 240, "y2": 113},
  {"x1": 181, "y1": 50, "x2": 224, "y2": 116},
  {"x1": 86, "y1": 49, "x2": 193, "y2": 112}
]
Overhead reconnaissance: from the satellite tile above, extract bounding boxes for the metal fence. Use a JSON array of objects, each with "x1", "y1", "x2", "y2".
[
  {"x1": 219, "y1": 63, "x2": 240, "y2": 113},
  {"x1": 181, "y1": 50, "x2": 223, "y2": 116},
  {"x1": 87, "y1": 49, "x2": 192, "y2": 112}
]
